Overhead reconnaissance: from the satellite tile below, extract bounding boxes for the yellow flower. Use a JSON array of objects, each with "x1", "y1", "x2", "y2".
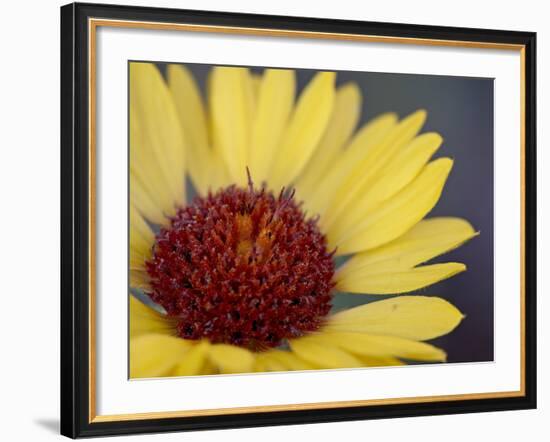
[{"x1": 129, "y1": 62, "x2": 477, "y2": 378}]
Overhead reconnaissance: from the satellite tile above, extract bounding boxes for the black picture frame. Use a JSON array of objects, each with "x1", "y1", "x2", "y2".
[{"x1": 60, "y1": 2, "x2": 537, "y2": 438}]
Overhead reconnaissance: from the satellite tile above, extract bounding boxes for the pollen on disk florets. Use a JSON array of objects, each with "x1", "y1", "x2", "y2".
[{"x1": 145, "y1": 179, "x2": 335, "y2": 351}]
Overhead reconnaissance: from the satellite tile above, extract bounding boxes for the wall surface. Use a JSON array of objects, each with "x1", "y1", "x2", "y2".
[{"x1": 0, "y1": 0, "x2": 546, "y2": 440}]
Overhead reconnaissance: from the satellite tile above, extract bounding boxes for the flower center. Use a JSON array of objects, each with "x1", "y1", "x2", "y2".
[{"x1": 145, "y1": 181, "x2": 335, "y2": 351}]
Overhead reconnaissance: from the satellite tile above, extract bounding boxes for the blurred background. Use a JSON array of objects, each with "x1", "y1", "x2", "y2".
[{"x1": 155, "y1": 61, "x2": 494, "y2": 364}]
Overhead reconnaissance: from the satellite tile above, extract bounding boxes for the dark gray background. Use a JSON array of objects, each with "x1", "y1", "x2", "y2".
[{"x1": 157, "y1": 62, "x2": 494, "y2": 364}]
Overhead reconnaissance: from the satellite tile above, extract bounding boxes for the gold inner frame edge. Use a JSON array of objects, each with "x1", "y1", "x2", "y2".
[{"x1": 87, "y1": 17, "x2": 527, "y2": 423}]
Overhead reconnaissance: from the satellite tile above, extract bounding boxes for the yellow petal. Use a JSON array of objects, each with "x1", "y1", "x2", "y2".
[
  {"x1": 172, "y1": 340, "x2": 211, "y2": 376},
  {"x1": 325, "y1": 296, "x2": 464, "y2": 341},
  {"x1": 206, "y1": 71, "x2": 237, "y2": 193},
  {"x1": 262, "y1": 349, "x2": 314, "y2": 371},
  {"x1": 336, "y1": 217, "x2": 477, "y2": 294},
  {"x1": 302, "y1": 112, "x2": 398, "y2": 216},
  {"x1": 130, "y1": 63, "x2": 185, "y2": 224},
  {"x1": 167, "y1": 65, "x2": 212, "y2": 195},
  {"x1": 339, "y1": 217, "x2": 477, "y2": 274},
  {"x1": 337, "y1": 262, "x2": 466, "y2": 295},
  {"x1": 320, "y1": 331, "x2": 447, "y2": 362},
  {"x1": 129, "y1": 296, "x2": 176, "y2": 338},
  {"x1": 250, "y1": 72, "x2": 262, "y2": 102},
  {"x1": 268, "y1": 72, "x2": 336, "y2": 190},
  {"x1": 289, "y1": 335, "x2": 363, "y2": 369},
  {"x1": 332, "y1": 158, "x2": 454, "y2": 254},
  {"x1": 129, "y1": 204, "x2": 155, "y2": 251},
  {"x1": 208, "y1": 344, "x2": 255, "y2": 374},
  {"x1": 364, "y1": 132, "x2": 443, "y2": 205},
  {"x1": 129, "y1": 204, "x2": 154, "y2": 271},
  {"x1": 207, "y1": 150, "x2": 232, "y2": 192},
  {"x1": 130, "y1": 269, "x2": 151, "y2": 291},
  {"x1": 357, "y1": 355, "x2": 404, "y2": 367},
  {"x1": 129, "y1": 171, "x2": 167, "y2": 226},
  {"x1": 321, "y1": 109, "x2": 427, "y2": 229},
  {"x1": 295, "y1": 82, "x2": 361, "y2": 200},
  {"x1": 328, "y1": 132, "x2": 442, "y2": 239},
  {"x1": 210, "y1": 66, "x2": 254, "y2": 186},
  {"x1": 130, "y1": 333, "x2": 191, "y2": 378},
  {"x1": 254, "y1": 353, "x2": 287, "y2": 373},
  {"x1": 248, "y1": 69, "x2": 295, "y2": 183}
]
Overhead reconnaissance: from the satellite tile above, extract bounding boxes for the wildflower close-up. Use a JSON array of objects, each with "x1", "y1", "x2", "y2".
[{"x1": 129, "y1": 62, "x2": 478, "y2": 378}]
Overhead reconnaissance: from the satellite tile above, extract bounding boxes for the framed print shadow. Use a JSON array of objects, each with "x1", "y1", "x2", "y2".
[{"x1": 60, "y1": 2, "x2": 537, "y2": 438}]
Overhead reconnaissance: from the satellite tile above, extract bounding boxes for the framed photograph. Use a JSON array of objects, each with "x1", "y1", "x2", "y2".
[{"x1": 60, "y1": 2, "x2": 536, "y2": 438}]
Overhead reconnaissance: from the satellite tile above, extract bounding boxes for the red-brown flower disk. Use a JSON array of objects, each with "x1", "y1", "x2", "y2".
[{"x1": 145, "y1": 181, "x2": 335, "y2": 351}]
